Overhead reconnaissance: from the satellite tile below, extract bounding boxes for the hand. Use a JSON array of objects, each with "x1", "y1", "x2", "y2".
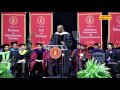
[
  {"x1": 41, "y1": 60, "x2": 43, "y2": 63},
  {"x1": 80, "y1": 56, "x2": 83, "y2": 59},
  {"x1": 22, "y1": 59, "x2": 26, "y2": 63},
  {"x1": 44, "y1": 46, "x2": 49, "y2": 50},
  {"x1": 110, "y1": 51, "x2": 112, "y2": 54},
  {"x1": 107, "y1": 57, "x2": 111, "y2": 61},
  {"x1": 17, "y1": 59, "x2": 26, "y2": 63},
  {"x1": 80, "y1": 53, "x2": 84, "y2": 57},
  {"x1": 17, "y1": 60, "x2": 23, "y2": 63},
  {"x1": 61, "y1": 41, "x2": 65, "y2": 45},
  {"x1": 79, "y1": 53, "x2": 84, "y2": 59}
]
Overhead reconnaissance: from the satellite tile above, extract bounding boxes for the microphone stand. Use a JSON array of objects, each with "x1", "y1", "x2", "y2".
[{"x1": 61, "y1": 50, "x2": 65, "y2": 78}]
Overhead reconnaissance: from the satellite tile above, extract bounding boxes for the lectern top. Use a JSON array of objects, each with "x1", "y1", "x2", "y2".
[{"x1": 44, "y1": 45, "x2": 68, "y2": 50}]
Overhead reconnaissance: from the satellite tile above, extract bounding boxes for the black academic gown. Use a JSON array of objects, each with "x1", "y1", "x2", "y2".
[
  {"x1": 9, "y1": 49, "x2": 20, "y2": 75},
  {"x1": 105, "y1": 49, "x2": 118, "y2": 63},
  {"x1": 16, "y1": 50, "x2": 30, "y2": 78},
  {"x1": 105, "y1": 49, "x2": 119, "y2": 77},
  {"x1": 49, "y1": 32, "x2": 73, "y2": 49},
  {"x1": 49, "y1": 31, "x2": 73, "y2": 76}
]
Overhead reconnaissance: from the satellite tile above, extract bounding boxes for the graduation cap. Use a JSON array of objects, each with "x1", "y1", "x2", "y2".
[
  {"x1": 108, "y1": 42, "x2": 114, "y2": 46},
  {"x1": 26, "y1": 42, "x2": 32, "y2": 45},
  {"x1": 94, "y1": 43, "x2": 100, "y2": 47},
  {"x1": 108, "y1": 42, "x2": 114, "y2": 48},
  {"x1": 80, "y1": 43, "x2": 87, "y2": 47},
  {"x1": 2, "y1": 44, "x2": 9, "y2": 48},
  {"x1": 19, "y1": 44, "x2": 25, "y2": 47},
  {"x1": 11, "y1": 41, "x2": 17, "y2": 46}
]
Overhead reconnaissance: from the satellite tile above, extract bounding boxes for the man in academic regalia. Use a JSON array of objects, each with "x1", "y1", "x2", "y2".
[
  {"x1": 15, "y1": 44, "x2": 30, "y2": 78},
  {"x1": 70, "y1": 43, "x2": 92, "y2": 76},
  {"x1": 105, "y1": 43, "x2": 119, "y2": 77},
  {"x1": 9, "y1": 42, "x2": 20, "y2": 75},
  {"x1": 30, "y1": 43, "x2": 48, "y2": 78},
  {"x1": 91, "y1": 43, "x2": 103, "y2": 53},
  {"x1": 105, "y1": 43, "x2": 118, "y2": 63},
  {"x1": 26, "y1": 42, "x2": 33, "y2": 59},
  {"x1": 26, "y1": 42, "x2": 32, "y2": 50},
  {"x1": 49, "y1": 25, "x2": 73, "y2": 77}
]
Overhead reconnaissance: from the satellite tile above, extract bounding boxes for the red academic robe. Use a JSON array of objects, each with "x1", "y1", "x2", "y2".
[
  {"x1": 70, "y1": 49, "x2": 91, "y2": 73},
  {"x1": 29, "y1": 49, "x2": 51, "y2": 72}
]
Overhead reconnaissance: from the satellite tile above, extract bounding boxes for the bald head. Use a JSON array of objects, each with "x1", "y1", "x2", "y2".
[{"x1": 57, "y1": 25, "x2": 64, "y2": 33}]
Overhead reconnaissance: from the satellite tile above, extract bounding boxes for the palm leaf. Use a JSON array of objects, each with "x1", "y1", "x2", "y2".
[
  {"x1": 77, "y1": 58, "x2": 112, "y2": 78},
  {"x1": 0, "y1": 63, "x2": 14, "y2": 78}
]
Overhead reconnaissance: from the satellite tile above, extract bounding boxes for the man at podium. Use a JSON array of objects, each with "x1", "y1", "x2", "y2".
[{"x1": 49, "y1": 25, "x2": 73, "y2": 77}]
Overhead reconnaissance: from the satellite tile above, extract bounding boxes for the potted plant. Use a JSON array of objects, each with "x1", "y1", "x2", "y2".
[
  {"x1": 77, "y1": 59, "x2": 112, "y2": 78},
  {"x1": 0, "y1": 63, "x2": 14, "y2": 78}
]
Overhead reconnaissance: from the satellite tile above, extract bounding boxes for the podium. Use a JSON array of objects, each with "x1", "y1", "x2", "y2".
[
  {"x1": 44, "y1": 45, "x2": 68, "y2": 51},
  {"x1": 44, "y1": 45, "x2": 68, "y2": 78}
]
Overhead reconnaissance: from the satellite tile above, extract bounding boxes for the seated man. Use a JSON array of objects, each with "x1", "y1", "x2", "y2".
[
  {"x1": 70, "y1": 43, "x2": 92, "y2": 76},
  {"x1": 105, "y1": 43, "x2": 119, "y2": 77},
  {"x1": 91, "y1": 43, "x2": 104, "y2": 53},
  {"x1": 9, "y1": 42, "x2": 20, "y2": 75},
  {"x1": 15, "y1": 44, "x2": 30, "y2": 78},
  {"x1": 105, "y1": 43, "x2": 118, "y2": 63},
  {"x1": 30, "y1": 43, "x2": 48, "y2": 78}
]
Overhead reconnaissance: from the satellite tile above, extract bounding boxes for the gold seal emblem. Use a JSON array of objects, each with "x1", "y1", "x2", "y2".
[
  {"x1": 9, "y1": 16, "x2": 18, "y2": 25},
  {"x1": 37, "y1": 16, "x2": 45, "y2": 25},
  {"x1": 85, "y1": 15, "x2": 95, "y2": 25},
  {"x1": 116, "y1": 15, "x2": 120, "y2": 24},
  {"x1": 50, "y1": 47, "x2": 62, "y2": 59}
]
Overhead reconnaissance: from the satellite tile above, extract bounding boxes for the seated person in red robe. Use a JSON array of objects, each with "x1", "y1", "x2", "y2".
[
  {"x1": 30, "y1": 43, "x2": 48, "y2": 78},
  {"x1": 70, "y1": 43, "x2": 92, "y2": 76}
]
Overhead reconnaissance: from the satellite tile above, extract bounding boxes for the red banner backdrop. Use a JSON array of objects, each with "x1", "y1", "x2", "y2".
[
  {"x1": 77, "y1": 12, "x2": 102, "y2": 48},
  {"x1": 29, "y1": 12, "x2": 53, "y2": 48},
  {"x1": 108, "y1": 12, "x2": 120, "y2": 47},
  {"x1": 1, "y1": 12, "x2": 26, "y2": 45}
]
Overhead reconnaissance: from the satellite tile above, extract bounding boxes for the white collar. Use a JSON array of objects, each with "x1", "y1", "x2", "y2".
[{"x1": 55, "y1": 31, "x2": 70, "y2": 35}]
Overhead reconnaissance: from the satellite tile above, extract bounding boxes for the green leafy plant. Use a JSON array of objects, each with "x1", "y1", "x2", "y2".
[
  {"x1": 77, "y1": 59, "x2": 112, "y2": 78},
  {"x1": 0, "y1": 63, "x2": 14, "y2": 78}
]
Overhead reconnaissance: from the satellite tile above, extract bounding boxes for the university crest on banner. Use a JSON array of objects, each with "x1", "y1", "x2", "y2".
[
  {"x1": 29, "y1": 12, "x2": 53, "y2": 48},
  {"x1": 108, "y1": 12, "x2": 120, "y2": 47},
  {"x1": 1, "y1": 12, "x2": 26, "y2": 45},
  {"x1": 77, "y1": 12, "x2": 102, "y2": 49}
]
